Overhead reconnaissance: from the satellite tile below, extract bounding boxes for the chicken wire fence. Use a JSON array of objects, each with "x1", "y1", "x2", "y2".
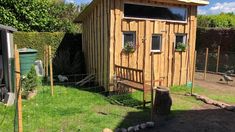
[
  {"x1": 196, "y1": 51, "x2": 235, "y2": 73},
  {"x1": 0, "y1": 72, "x2": 150, "y2": 132}
]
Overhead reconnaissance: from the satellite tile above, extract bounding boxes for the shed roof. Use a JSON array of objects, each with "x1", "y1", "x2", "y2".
[
  {"x1": 75, "y1": 0, "x2": 209, "y2": 22},
  {"x1": 0, "y1": 24, "x2": 17, "y2": 32}
]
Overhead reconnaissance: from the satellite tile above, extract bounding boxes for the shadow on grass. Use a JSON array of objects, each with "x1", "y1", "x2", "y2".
[
  {"x1": 115, "y1": 108, "x2": 235, "y2": 132},
  {"x1": 42, "y1": 79, "x2": 144, "y2": 108}
]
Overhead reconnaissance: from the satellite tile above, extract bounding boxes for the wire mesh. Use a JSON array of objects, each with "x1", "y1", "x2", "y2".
[{"x1": 1, "y1": 72, "x2": 152, "y2": 131}]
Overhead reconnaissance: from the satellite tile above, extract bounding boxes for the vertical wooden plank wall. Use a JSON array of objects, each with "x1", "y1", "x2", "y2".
[
  {"x1": 82, "y1": 0, "x2": 110, "y2": 90},
  {"x1": 109, "y1": 0, "x2": 198, "y2": 87}
]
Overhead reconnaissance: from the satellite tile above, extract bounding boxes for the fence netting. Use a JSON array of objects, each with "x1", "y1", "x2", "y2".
[
  {"x1": 0, "y1": 73, "x2": 151, "y2": 132},
  {"x1": 196, "y1": 51, "x2": 235, "y2": 73}
]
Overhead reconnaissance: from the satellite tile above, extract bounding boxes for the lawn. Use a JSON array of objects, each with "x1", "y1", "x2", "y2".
[
  {"x1": 0, "y1": 85, "x2": 204, "y2": 132},
  {"x1": 171, "y1": 85, "x2": 235, "y2": 104}
]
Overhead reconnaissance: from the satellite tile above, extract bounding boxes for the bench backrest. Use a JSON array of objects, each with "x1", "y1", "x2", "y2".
[{"x1": 114, "y1": 65, "x2": 144, "y2": 84}]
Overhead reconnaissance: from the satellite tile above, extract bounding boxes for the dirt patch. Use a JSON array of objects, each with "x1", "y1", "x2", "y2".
[
  {"x1": 195, "y1": 72, "x2": 235, "y2": 86},
  {"x1": 147, "y1": 104, "x2": 235, "y2": 132}
]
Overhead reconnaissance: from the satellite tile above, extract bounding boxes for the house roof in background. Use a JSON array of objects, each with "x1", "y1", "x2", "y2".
[
  {"x1": 0, "y1": 24, "x2": 17, "y2": 32},
  {"x1": 75, "y1": 0, "x2": 209, "y2": 22}
]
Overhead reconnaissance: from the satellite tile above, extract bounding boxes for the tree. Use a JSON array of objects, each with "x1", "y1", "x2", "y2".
[{"x1": 0, "y1": 0, "x2": 81, "y2": 32}]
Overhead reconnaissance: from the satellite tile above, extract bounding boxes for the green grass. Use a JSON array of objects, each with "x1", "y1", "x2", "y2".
[
  {"x1": 171, "y1": 85, "x2": 235, "y2": 104},
  {"x1": 0, "y1": 86, "x2": 150, "y2": 132},
  {"x1": 0, "y1": 85, "x2": 205, "y2": 132}
]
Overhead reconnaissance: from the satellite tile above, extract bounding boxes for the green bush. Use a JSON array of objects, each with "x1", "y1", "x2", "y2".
[
  {"x1": 21, "y1": 66, "x2": 39, "y2": 92},
  {"x1": 14, "y1": 32, "x2": 65, "y2": 60},
  {"x1": 198, "y1": 13, "x2": 235, "y2": 28}
]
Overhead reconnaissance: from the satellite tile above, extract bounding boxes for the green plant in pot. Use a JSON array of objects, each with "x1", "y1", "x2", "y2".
[
  {"x1": 123, "y1": 41, "x2": 135, "y2": 54},
  {"x1": 176, "y1": 42, "x2": 187, "y2": 52},
  {"x1": 21, "y1": 66, "x2": 39, "y2": 99}
]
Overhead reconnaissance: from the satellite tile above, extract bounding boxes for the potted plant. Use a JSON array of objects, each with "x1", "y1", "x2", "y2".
[
  {"x1": 123, "y1": 41, "x2": 135, "y2": 54},
  {"x1": 21, "y1": 66, "x2": 39, "y2": 100},
  {"x1": 175, "y1": 42, "x2": 187, "y2": 52}
]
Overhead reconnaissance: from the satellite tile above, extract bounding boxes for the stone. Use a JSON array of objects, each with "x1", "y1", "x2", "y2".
[
  {"x1": 103, "y1": 128, "x2": 113, "y2": 132},
  {"x1": 146, "y1": 122, "x2": 155, "y2": 128},
  {"x1": 121, "y1": 128, "x2": 127, "y2": 132},
  {"x1": 127, "y1": 126, "x2": 134, "y2": 132},
  {"x1": 140, "y1": 123, "x2": 146, "y2": 129},
  {"x1": 134, "y1": 125, "x2": 140, "y2": 131}
]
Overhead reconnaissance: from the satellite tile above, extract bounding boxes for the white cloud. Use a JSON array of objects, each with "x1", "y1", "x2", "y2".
[
  {"x1": 65, "y1": 0, "x2": 76, "y2": 3},
  {"x1": 198, "y1": 9, "x2": 207, "y2": 15},
  {"x1": 209, "y1": 2, "x2": 235, "y2": 14}
]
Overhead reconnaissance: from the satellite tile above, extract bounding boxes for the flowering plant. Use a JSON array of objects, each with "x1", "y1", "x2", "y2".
[
  {"x1": 176, "y1": 42, "x2": 187, "y2": 52},
  {"x1": 123, "y1": 41, "x2": 135, "y2": 53}
]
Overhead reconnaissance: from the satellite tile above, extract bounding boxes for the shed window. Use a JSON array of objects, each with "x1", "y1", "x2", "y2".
[
  {"x1": 123, "y1": 32, "x2": 136, "y2": 48},
  {"x1": 175, "y1": 34, "x2": 187, "y2": 49},
  {"x1": 151, "y1": 35, "x2": 162, "y2": 52},
  {"x1": 124, "y1": 3, "x2": 187, "y2": 21}
]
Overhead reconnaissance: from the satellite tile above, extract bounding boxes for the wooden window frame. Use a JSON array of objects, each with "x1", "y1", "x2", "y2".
[
  {"x1": 175, "y1": 33, "x2": 187, "y2": 49},
  {"x1": 122, "y1": 31, "x2": 136, "y2": 49},
  {"x1": 123, "y1": 2, "x2": 188, "y2": 23},
  {"x1": 151, "y1": 34, "x2": 162, "y2": 53}
]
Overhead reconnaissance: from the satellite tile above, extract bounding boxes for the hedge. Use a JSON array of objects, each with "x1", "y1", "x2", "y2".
[
  {"x1": 13, "y1": 32, "x2": 82, "y2": 60},
  {"x1": 196, "y1": 28, "x2": 235, "y2": 52},
  {"x1": 13, "y1": 32, "x2": 84, "y2": 75},
  {"x1": 14, "y1": 32, "x2": 64, "y2": 60}
]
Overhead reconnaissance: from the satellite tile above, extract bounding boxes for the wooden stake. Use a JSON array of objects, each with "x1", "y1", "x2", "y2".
[
  {"x1": 216, "y1": 46, "x2": 220, "y2": 73},
  {"x1": 204, "y1": 48, "x2": 208, "y2": 80},
  {"x1": 191, "y1": 51, "x2": 197, "y2": 95},
  {"x1": 43, "y1": 46, "x2": 46, "y2": 76},
  {"x1": 49, "y1": 45, "x2": 54, "y2": 96},
  {"x1": 150, "y1": 52, "x2": 154, "y2": 121},
  {"x1": 45, "y1": 45, "x2": 49, "y2": 77},
  {"x1": 15, "y1": 45, "x2": 23, "y2": 132}
]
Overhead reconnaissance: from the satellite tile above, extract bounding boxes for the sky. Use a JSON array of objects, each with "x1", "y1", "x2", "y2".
[{"x1": 65, "y1": 0, "x2": 235, "y2": 15}]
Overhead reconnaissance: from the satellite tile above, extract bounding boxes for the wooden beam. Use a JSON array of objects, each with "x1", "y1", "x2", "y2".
[
  {"x1": 48, "y1": 45, "x2": 54, "y2": 96},
  {"x1": 191, "y1": 51, "x2": 197, "y2": 95},
  {"x1": 204, "y1": 48, "x2": 208, "y2": 80},
  {"x1": 216, "y1": 45, "x2": 220, "y2": 73},
  {"x1": 15, "y1": 45, "x2": 23, "y2": 132}
]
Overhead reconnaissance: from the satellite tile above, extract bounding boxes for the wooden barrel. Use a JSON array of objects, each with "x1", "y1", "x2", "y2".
[{"x1": 154, "y1": 86, "x2": 172, "y2": 115}]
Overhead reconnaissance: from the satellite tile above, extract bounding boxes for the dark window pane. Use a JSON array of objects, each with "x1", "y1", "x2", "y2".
[
  {"x1": 123, "y1": 32, "x2": 136, "y2": 47},
  {"x1": 152, "y1": 35, "x2": 161, "y2": 51},
  {"x1": 124, "y1": 4, "x2": 187, "y2": 21},
  {"x1": 176, "y1": 36, "x2": 184, "y2": 44},
  {"x1": 124, "y1": 33, "x2": 134, "y2": 44}
]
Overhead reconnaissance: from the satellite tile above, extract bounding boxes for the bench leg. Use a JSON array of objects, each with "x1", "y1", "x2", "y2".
[{"x1": 143, "y1": 89, "x2": 146, "y2": 108}]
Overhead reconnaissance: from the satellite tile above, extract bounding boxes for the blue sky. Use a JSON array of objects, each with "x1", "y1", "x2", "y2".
[{"x1": 65, "y1": 0, "x2": 235, "y2": 15}]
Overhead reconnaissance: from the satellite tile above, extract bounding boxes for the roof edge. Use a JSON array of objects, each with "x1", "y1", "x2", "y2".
[
  {"x1": 0, "y1": 24, "x2": 17, "y2": 32},
  {"x1": 75, "y1": 0, "x2": 209, "y2": 23}
]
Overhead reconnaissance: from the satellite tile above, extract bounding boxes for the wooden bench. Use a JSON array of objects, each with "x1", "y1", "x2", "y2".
[{"x1": 114, "y1": 65, "x2": 151, "y2": 107}]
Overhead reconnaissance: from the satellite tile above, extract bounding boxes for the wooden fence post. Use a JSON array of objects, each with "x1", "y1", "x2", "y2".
[
  {"x1": 48, "y1": 45, "x2": 54, "y2": 96},
  {"x1": 15, "y1": 45, "x2": 23, "y2": 132},
  {"x1": 191, "y1": 51, "x2": 197, "y2": 95},
  {"x1": 45, "y1": 45, "x2": 49, "y2": 77},
  {"x1": 216, "y1": 46, "x2": 220, "y2": 73},
  {"x1": 204, "y1": 48, "x2": 208, "y2": 80},
  {"x1": 150, "y1": 52, "x2": 154, "y2": 121}
]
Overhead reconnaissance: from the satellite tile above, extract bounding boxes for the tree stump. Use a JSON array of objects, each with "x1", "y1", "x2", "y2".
[{"x1": 154, "y1": 86, "x2": 172, "y2": 115}]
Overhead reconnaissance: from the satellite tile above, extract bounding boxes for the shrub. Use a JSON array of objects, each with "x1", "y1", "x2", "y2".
[{"x1": 21, "y1": 66, "x2": 39, "y2": 92}]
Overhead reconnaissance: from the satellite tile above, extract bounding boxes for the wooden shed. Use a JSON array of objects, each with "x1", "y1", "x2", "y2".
[
  {"x1": 0, "y1": 24, "x2": 17, "y2": 100},
  {"x1": 76, "y1": 0, "x2": 209, "y2": 92}
]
